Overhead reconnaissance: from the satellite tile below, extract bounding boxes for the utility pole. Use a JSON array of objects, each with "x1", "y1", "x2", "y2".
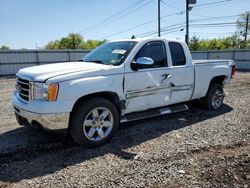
[
  {"x1": 244, "y1": 13, "x2": 249, "y2": 42},
  {"x1": 185, "y1": 0, "x2": 189, "y2": 45},
  {"x1": 72, "y1": 33, "x2": 76, "y2": 49},
  {"x1": 158, "y1": 0, "x2": 161, "y2": 37},
  {"x1": 185, "y1": 0, "x2": 196, "y2": 45}
]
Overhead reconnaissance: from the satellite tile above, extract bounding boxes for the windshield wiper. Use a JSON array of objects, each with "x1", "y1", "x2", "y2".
[{"x1": 83, "y1": 60, "x2": 104, "y2": 64}]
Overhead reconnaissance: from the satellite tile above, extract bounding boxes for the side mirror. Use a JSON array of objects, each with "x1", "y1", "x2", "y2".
[
  {"x1": 131, "y1": 57, "x2": 154, "y2": 71},
  {"x1": 137, "y1": 57, "x2": 154, "y2": 65}
]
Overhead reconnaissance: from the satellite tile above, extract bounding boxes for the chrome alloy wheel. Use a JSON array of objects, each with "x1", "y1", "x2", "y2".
[
  {"x1": 83, "y1": 107, "x2": 114, "y2": 142},
  {"x1": 211, "y1": 89, "x2": 224, "y2": 109}
]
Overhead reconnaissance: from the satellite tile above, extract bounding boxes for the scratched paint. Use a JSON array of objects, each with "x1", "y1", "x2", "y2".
[{"x1": 126, "y1": 84, "x2": 193, "y2": 99}]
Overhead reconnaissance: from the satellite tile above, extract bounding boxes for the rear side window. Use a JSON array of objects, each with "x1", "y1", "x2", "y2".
[
  {"x1": 136, "y1": 42, "x2": 167, "y2": 68},
  {"x1": 169, "y1": 42, "x2": 186, "y2": 66}
]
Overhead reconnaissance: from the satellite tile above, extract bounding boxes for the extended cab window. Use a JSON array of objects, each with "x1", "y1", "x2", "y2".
[
  {"x1": 135, "y1": 42, "x2": 167, "y2": 68},
  {"x1": 169, "y1": 42, "x2": 186, "y2": 66}
]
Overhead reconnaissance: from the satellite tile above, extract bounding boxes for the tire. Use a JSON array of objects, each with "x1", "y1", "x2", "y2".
[
  {"x1": 69, "y1": 98, "x2": 119, "y2": 147},
  {"x1": 203, "y1": 84, "x2": 225, "y2": 110}
]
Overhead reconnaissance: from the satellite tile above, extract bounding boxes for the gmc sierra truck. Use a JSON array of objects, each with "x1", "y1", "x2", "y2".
[{"x1": 13, "y1": 38, "x2": 236, "y2": 147}]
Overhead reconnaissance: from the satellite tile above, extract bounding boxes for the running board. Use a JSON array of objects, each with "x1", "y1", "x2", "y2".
[{"x1": 120, "y1": 104, "x2": 189, "y2": 123}]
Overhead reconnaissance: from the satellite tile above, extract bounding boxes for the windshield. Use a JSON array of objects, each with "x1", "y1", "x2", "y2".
[{"x1": 82, "y1": 41, "x2": 137, "y2": 65}]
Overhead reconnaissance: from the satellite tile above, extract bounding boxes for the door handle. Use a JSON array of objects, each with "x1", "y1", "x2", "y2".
[
  {"x1": 161, "y1": 74, "x2": 171, "y2": 83},
  {"x1": 162, "y1": 73, "x2": 170, "y2": 78}
]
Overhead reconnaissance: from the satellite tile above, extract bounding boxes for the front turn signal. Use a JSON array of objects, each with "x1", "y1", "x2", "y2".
[{"x1": 48, "y1": 83, "x2": 59, "y2": 101}]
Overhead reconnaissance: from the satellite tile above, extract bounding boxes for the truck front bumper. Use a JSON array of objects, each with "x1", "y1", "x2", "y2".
[{"x1": 14, "y1": 106, "x2": 70, "y2": 130}]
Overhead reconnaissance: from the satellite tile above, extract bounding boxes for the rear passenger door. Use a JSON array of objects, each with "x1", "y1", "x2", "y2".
[{"x1": 168, "y1": 42, "x2": 194, "y2": 104}]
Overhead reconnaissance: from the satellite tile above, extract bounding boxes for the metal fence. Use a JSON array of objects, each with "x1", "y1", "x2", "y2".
[
  {"x1": 0, "y1": 50, "x2": 90, "y2": 76},
  {"x1": 191, "y1": 49, "x2": 250, "y2": 70},
  {"x1": 0, "y1": 49, "x2": 250, "y2": 76}
]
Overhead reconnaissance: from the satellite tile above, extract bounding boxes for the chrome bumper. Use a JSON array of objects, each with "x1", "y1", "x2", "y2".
[{"x1": 14, "y1": 106, "x2": 69, "y2": 130}]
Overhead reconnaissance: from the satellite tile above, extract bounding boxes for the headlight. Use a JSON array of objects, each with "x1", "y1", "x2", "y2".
[{"x1": 31, "y1": 82, "x2": 59, "y2": 101}]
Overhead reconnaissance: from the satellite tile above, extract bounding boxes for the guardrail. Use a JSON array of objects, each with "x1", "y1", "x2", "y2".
[{"x1": 0, "y1": 49, "x2": 249, "y2": 76}]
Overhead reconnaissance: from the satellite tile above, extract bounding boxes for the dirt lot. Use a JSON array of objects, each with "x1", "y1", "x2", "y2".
[{"x1": 0, "y1": 73, "x2": 249, "y2": 188}]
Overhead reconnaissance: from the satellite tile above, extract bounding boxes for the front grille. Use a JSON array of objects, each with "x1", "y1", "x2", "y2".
[{"x1": 16, "y1": 77, "x2": 30, "y2": 101}]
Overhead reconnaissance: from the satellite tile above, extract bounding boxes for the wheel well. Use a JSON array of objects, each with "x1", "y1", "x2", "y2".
[
  {"x1": 71, "y1": 92, "x2": 121, "y2": 116},
  {"x1": 210, "y1": 75, "x2": 226, "y2": 86}
]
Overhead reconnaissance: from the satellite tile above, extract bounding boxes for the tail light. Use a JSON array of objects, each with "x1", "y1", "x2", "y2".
[{"x1": 231, "y1": 65, "x2": 236, "y2": 78}]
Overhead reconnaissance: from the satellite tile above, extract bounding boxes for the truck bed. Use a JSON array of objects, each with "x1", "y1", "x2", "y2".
[{"x1": 191, "y1": 59, "x2": 234, "y2": 101}]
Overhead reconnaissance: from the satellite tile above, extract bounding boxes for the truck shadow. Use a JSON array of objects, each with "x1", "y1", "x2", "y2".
[{"x1": 0, "y1": 103, "x2": 233, "y2": 183}]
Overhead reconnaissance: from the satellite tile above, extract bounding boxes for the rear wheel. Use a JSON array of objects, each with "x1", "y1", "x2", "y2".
[
  {"x1": 203, "y1": 84, "x2": 225, "y2": 110},
  {"x1": 69, "y1": 98, "x2": 119, "y2": 147}
]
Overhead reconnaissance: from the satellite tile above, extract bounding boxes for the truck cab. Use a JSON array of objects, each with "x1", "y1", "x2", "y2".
[{"x1": 13, "y1": 37, "x2": 235, "y2": 147}]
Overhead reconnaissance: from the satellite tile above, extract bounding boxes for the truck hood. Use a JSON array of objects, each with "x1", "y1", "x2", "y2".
[{"x1": 17, "y1": 61, "x2": 119, "y2": 82}]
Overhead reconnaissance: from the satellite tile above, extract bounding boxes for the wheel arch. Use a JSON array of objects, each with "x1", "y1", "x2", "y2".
[
  {"x1": 203, "y1": 75, "x2": 227, "y2": 98},
  {"x1": 70, "y1": 91, "x2": 122, "y2": 121},
  {"x1": 209, "y1": 75, "x2": 227, "y2": 87}
]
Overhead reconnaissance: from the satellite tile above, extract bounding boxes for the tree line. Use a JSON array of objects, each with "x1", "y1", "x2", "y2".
[
  {"x1": 45, "y1": 33, "x2": 107, "y2": 50},
  {"x1": 189, "y1": 34, "x2": 250, "y2": 51},
  {"x1": 188, "y1": 11, "x2": 250, "y2": 51}
]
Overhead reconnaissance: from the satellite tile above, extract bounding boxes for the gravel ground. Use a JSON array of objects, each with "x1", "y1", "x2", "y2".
[{"x1": 0, "y1": 72, "x2": 249, "y2": 188}]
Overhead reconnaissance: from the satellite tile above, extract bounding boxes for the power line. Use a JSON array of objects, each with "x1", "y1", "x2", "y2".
[
  {"x1": 138, "y1": 24, "x2": 186, "y2": 37},
  {"x1": 78, "y1": 0, "x2": 144, "y2": 33},
  {"x1": 160, "y1": 0, "x2": 209, "y2": 18},
  {"x1": 99, "y1": 0, "x2": 240, "y2": 39},
  {"x1": 99, "y1": 10, "x2": 186, "y2": 39},
  {"x1": 190, "y1": 32, "x2": 236, "y2": 35},
  {"x1": 193, "y1": 0, "x2": 233, "y2": 8},
  {"x1": 160, "y1": 32, "x2": 237, "y2": 37},
  {"x1": 137, "y1": 0, "x2": 240, "y2": 39},
  {"x1": 88, "y1": 0, "x2": 155, "y2": 33},
  {"x1": 191, "y1": 23, "x2": 239, "y2": 28},
  {"x1": 100, "y1": 18, "x2": 157, "y2": 39},
  {"x1": 184, "y1": 0, "x2": 235, "y2": 44},
  {"x1": 191, "y1": 32, "x2": 236, "y2": 34},
  {"x1": 137, "y1": 22, "x2": 240, "y2": 38},
  {"x1": 78, "y1": 0, "x2": 154, "y2": 34},
  {"x1": 189, "y1": 15, "x2": 239, "y2": 23},
  {"x1": 93, "y1": 0, "x2": 240, "y2": 40},
  {"x1": 101, "y1": 14, "x2": 239, "y2": 39}
]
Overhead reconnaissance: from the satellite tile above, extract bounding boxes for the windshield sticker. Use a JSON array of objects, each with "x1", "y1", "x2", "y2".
[{"x1": 112, "y1": 49, "x2": 126, "y2": 54}]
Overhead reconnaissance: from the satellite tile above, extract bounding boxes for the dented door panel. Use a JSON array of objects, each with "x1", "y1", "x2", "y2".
[
  {"x1": 124, "y1": 68, "x2": 172, "y2": 114},
  {"x1": 168, "y1": 66, "x2": 195, "y2": 104}
]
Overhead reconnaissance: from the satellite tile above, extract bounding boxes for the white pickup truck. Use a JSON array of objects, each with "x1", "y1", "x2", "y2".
[{"x1": 13, "y1": 37, "x2": 235, "y2": 147}]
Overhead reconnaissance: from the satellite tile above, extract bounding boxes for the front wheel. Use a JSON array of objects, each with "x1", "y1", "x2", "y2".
[
  {"x1": 69, "y1": 98, "x2": 119, "y2": 147},
  {"x1": 203, "y1": 84, "x2": 225, "y2": 110}
]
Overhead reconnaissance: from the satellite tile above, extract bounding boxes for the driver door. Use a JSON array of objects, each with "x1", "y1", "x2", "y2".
[{"x1": 124, "y1": 41, "x2": 172, "y2": 114}]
